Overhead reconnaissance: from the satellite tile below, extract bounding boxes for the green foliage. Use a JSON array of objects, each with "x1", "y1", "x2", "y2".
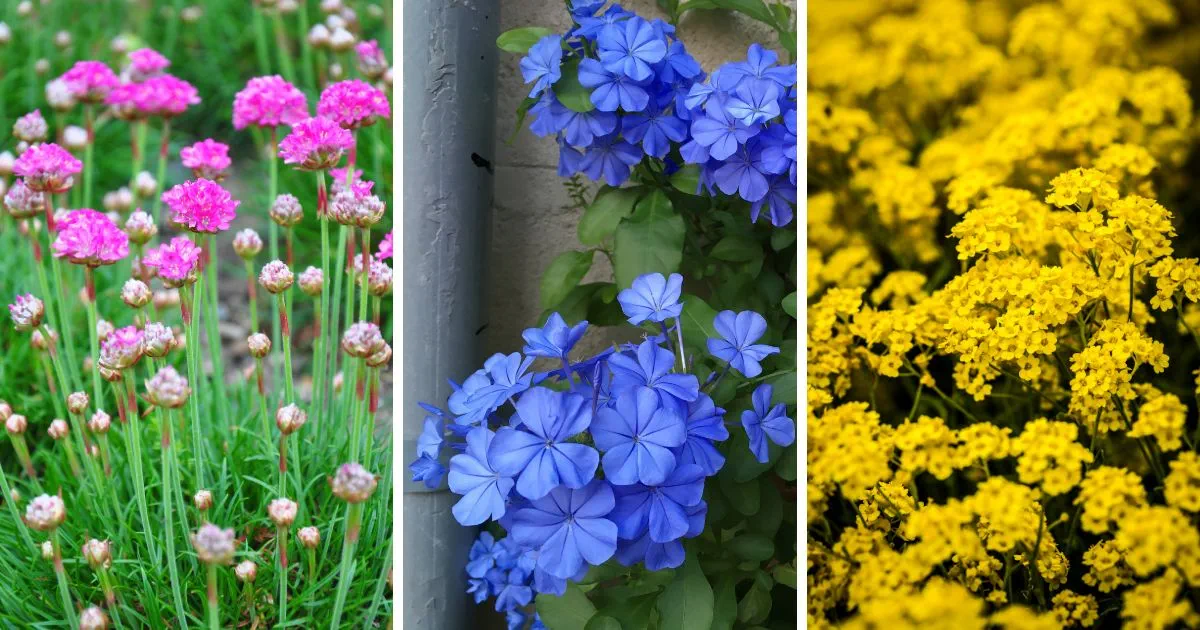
[
  {"x1": 554, "y1": 57, "x2": 596, "y2": 113},
  {"x1": 497, "y1": 27, "x2": 557, "y2": 53}
]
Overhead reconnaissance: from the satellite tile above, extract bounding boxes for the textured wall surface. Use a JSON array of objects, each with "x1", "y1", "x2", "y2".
[{"x1": 487, "y1": 1, "x2": 791, "y2": 358}]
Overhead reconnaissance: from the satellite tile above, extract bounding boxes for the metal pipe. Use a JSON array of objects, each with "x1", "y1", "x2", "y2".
[{"x1": 402, "y1": 0, "x2": 498, "y2": 628}]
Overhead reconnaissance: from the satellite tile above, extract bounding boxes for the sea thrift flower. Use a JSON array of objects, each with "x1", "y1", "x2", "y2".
[
  {"x1": 233, "y1": 229, "x2": 263, "y2": 259},
  {"x1": 105, "y1": 82, "x2": 146, "y2": 121},
  {"x1": 6, "y1": 414, "x2": 27, "y2": 434},
  {"x1": 247, "y1": 333, "x2": 271, "y2": 358},
  {"x1": 143, "y1": 236, "x2": 202, "y2": 286},
  {"x1": 232, "y1": 75, "x2": 309, "y2": 130},
  {"x1": 125, "y1": 48, "x2": 170, "y2": 81},
  {"x1": 61, "y1": 61, "x2": 120, "y2": 103},
  {"x1": 308, "y1": 24, "x2": 331, "y2": 47},
  {"x1": 331, "y1": 462, "x2": 378, "y2": 503},
  {"x1": 124, "y1": 210, "x2": 157, "y2": 244},
  {"x1": 270, "y1": 194, "x2": 304, "y2": 227},
  {"x1": 102, "y1": 187, "x2": 133, "y2": 212},
  {"x1": 367, "y1": 260, "x2": 392, "y2": 297},
  {"x1": 79, "y1": 607, "x2": 109, "y2": 630},
  {"x1": 133, "y1": 171, "x2": 157, "y2": 197},
  {"x1": 48, "y1": 419, "x2": 69, "y2": 440},
  {"x1": 278, "y1": 116, "x2": 354, "y2": 170},
  {"x1": 194, "y1": 490, "x2": 213, "y2": 512},
  {"x1": 13, "y1": 143, "x2": 83, "y2": 193},
  {"x1": 63, "y1": 126, "x2": 88, "y2": 151},
  {"x1": 25, "y1": 494, "x2": 66, "y2": 531},
  {"x1": 299, "y1": 267, "x2": 324, "y2": 297},
  {"x1": 121, "y1": 279, "x2": 152, "y2": 308},
  {"x1": 96, "y1": 319, "x2": 115, "y2": 342},
  {"x1": 100, "y1": 325, "x2": 144, "y2": 371},
  {"x1": 30, "y1": 328, "x2": 57, "y2": 352},
  {"x1": 146, "y1": 365, "x2": 190, "y2": 408},
  {"x1": 142, "y1": 323, "x2": 174, "y2": 358},
  {"x1": 276, "y1": 404, "x2": 308, "y2": 435},
  {"x1": 44, "y1": 79, "x2": 76, "y2": 112},
  {"x1": 192, "y1": 523, "x2": 236, "y2": 564},
  {"x1": 180, "y1": 139, "x2": 232, "y2": 180},
  {"x1": 162, "y1": 179, "x2": 239, "y2": 233},
  {"x1": 342, "y1": 322, "x2": 385, "y2": 358},
  {"x1": 356, "y1": 40, "x2": 388, "y2": 79},
  {"x1": 366, "y1": 341, "x2": 392, "y2": 368},
  {"x1": 9, "y1": 294, "x2": 45, "y2": 331},
  {"x1": 3, "y1": 180, "x2": 44, "y2": 219},
  {"x1": 0, "y1": 151, "x2": 14, "y2": 175},
  {"x1": 235, "y1": 561, "x2": 257, "y2": 582},
  {"x1": 82, "y1": 539, "x2": 112, "y2": 570},
  {"x1": 298, "y1": 526, "x2": 320, "y2": 548},
  {"x1": 268, "y1": 498, "x2": 298, "y2": 527},
  {"x1": 317, "y1": 79, "x2": 391, "y2": 129},
  {"x1": 138, "y1": 75, "x2": 200, "y2": 118},
  {"x1": 375, "y1": 230, "x2": 393, "y2": 260},
  {"x1": 259, "y1": 260, "x2": 294, "y2": 293},
  {"x1": 67, "y1": 392, "x2": 89, "y2": 415},
  {"x1": 13, "y1": 110, "x2": 48, "y2": 143},
  {"x1": 330, "y1": 184, "x2": 385, "y2": 228},
  {"x1": 329, "y1": 28, "x2": 356, "y2": 53},
  {"x1": 88, "y1": 410, "x2": 111, "y2": 434}
]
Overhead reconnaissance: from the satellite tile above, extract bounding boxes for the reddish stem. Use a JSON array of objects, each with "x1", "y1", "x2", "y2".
[
  {"x1": 369, "y1": 374, "x2": 379, "y2": 414},
  {"x1": 43, "y1": 194, "x2": 56, "y2": 233},
  {"x1": 279, "y1": 435, "x2": 288, "y2": 474},
  {"x1": 279, "y1": 531, "x2": 289, "y2": 569},
  {"x1": 286, "y1": 232, "x2": 294, "y2": 267},
  {"x1": 280, "y1": 307, "x2": 290, "y2": 337},
  {"x1": 317, "y1": 177, "x2": 327, "y2": 217},
  {"x1": 29, "y1": 233, "x2": 42, "y2": 262},
  {"x1": 85, "y1": 267, "x2": 96, "y2": 302},
  {"x1": 180, "y1": 298, "x2": 191, "y2": 327},
  {"x1": 256, "y1": 364, "x2": 265, "y2": 396}
]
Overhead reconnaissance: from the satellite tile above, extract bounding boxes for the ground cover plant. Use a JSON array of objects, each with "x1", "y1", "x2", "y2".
[{"x1": 0, "y1": 1, "x2": 393, "y2": 627}]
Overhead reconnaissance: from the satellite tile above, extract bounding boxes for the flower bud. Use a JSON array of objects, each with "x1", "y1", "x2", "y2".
[
  {"x1": 42, "y1": 540, "x2": 54, "y2": 560},
  {"x1": 46, "y1": 79, "x2": 76, "y2": 112},
  {"x1": 13, "y1": 110, "x2": 48, "y2": 143},
  {"x1": 5, "y1": 180, "x2": 44, "y2": 220},
  {"x1": 96, "y1": 319, "x2": 114, "y2": 342},
  {"x1": 232, "y1": 229, "x2": 263, "y2": 260},
  {"x1": 367, "y1": 260, "x2": 392, "y2": 297},
  {"x1": 9, "y1": 488, "x2": 20, "y2": 503},
  {"x1": 308, "y1": 24, "x2": 331, "y2": 47},
  {"x1": 31, "y1": 327, "x2": 57, "y2": 352},
  {"x1": 270, "y1": 194, "x2": 303, "y2": 227},
  {"x1": 8, "y1": 293, "x2": 45, "y2": 332},
  {"x1": 82, "y1": 538, "x2": 112, "y2": 570},
  {"x1": 63, "y1": 126, "x2": 88, "y2": 151},
  {"x1": 181, "y1": 6, "x2": 203, "y2": 22},
  {"x1": 320, "y1": 0, "x2": 342, "y2": 13},
  {"x1": 79, "y1": 606, "x2": 109, "y2": 630},
  {"x1": 0, "y1": 23, "x2": 10, "y2": 46},
  {"x1": 329, "y1": 62, "x2": 344, "y2": 80},
  {"x1": 330, "y1": 462, "x2": 377, "y2": 503},
  {"x1": 194, "y1": 490, "x2": 213, "y2": 512},
  {"x1": 67, "y1": 392, "x2": 89, "y2": 415},
  {"x1": 276, "y1": 404, "x2": 307, "y2": 435},
  {"x1": 124, "y1": 210, "x2": 158, "y2": 245},
  {"x1": 298, "y1": 526, "x2": 320, "y2": 549},
  {"x1": 235, "y1": 560, "x2": 257, "y2": 582},
  {"x1": 341, "y1": 322, "x2": 385, "y2": 358},
  {"x1": 278, "y1": 0, "x2": 299, "y2": 14},
  {"x1": 0, "y1": 401, "x2": 11, "y2": 421},
  {"x1": 259, "y1": 260, "x2": 294, "y2": 294},
  {"x1": 268, "y1": 497, "x2": 298, "y2": 527},
  {"x1": 0, "y1": 151, "x2": 14, "y2": 176},
  {"x1": 121, "y1": 279, "x2": 153, "y2": 309},
  {"x1": 333, "y1": 371, "x2": 344, "y2": 393},
  {"x1": 53, "y1": 30, "x2": 71, "y2": 49},
  {"x1": 146, "y1": 365, "x2": 190, "y2": 408},
  {"x1": 241, "y1": 334, "x2": 270, "y2": 361},
  {"x1": 142, "y1": 322, "x2": 174, "y2": 358},
  {"x1": 34, "y1": 59, "x2": 50, "y2": 76},
  {"x1": 102, "y1": 187, "x2": 134, "y2": 213},
  {"x1": 133, "y1": 171, "x2": 157, "y2": 198},
  {"x1": 25, "y1": 494, "x2": 66, "y2": 531},
  {"x1": 191, "y1": 523, "x2": 236, "y2": 565},
  {"x1": 88, "y1": 410, "x2": 111, "y2": 434},
  {"x1": 154, "y1": 289, "x2": 181, "y2": 310},
  {"x1": 99, "y1": 325, "x2": 143, "y2": 371},
  {"x1": 365, "y1": 342, "x2": 391, "y2": 368},
  {"x1": 6, "y1": 414, "x2": 27, "y2": 435},
  {"x1": 299, "y1": 267, "x2": 324, "y2": 297},
  {"x1": 48, "y1": 419, "x2": 69, "y2": 440}
]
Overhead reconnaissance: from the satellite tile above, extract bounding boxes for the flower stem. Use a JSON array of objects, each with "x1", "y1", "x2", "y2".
[
  {"x1": 297, "y1": 3, "x2": 315, "y2": 91},
  {"x1": 84, "y1": 267, "x2": 103, "y2": 407},
  {"x1": 52, "y1": 529, "x2": 78, "y2": 630},
  {"x1": 278, "y1": 526, "x2": 289, "y2": 625},
  {"x1": 245, "y1": 259, "x2": 260, "y2": 334},
  {"x1": 271, "y1": 10, "x2": 297, "y2": 83},
  {"x1": 83, "y1": 104, "x2": 95, "y2": 206},
  {"x1": 207, "y1": 563, "x2": 219, "y2": 630},
  {"x1": 278, "y1": 293, "x2": 295, "y2": 405},
  {"x1": 151, "y1": 119, "x2": 171, "y2": 224},
  {"x1": 315, "y1": 171, "x2": 330, "y2": 432},
  {"x1": 203, "y1": 236, "x2": 230, "y2": 435},
  {"x1": 163, "y1": 409, "x2": 188, "y2": 628},
  {"x1": 330, "y1": 502, "x2": 364, "y2": 628},
  {"x1": 184, "y1": 281, "x2": 207, "y2": 489},
  {"x1": 0, "y1": 464, "x2": 36, "y2": 557},
  {"x1": 359, "y1": 228, "x2": 370, "y2": 321},
  {"x1": 121, "y1": 374, "x2": 158, "y2": 562}
]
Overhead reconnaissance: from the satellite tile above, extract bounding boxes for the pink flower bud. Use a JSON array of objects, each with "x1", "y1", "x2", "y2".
[
  {"x1": 154, "y1": 289, "x2": 182, "y2": 310},
  {"x1": 9, "y1": 293, "x2": 45, "y2": 331},
  {"x1": 259, "y1": 260, "x2": 294, "y2": 294},
  {"x1": 299, "y1": 266, "x2": 324, "y2": 297},
  {"x1": 367, "y1": 259, "x2": 392, "y2": 297},
  {"x1": 233, "y1": 228, "x2": 263, "y2": 260},
  {"x1": 0, "y1": 401, "x2": 12, "y2": 421},
  {"x1": 268, "y1": 497, "x2": 298, "y2": 527},
  {"x1": 365, "y1": 341, "x2": 392, "y2": 368},
  {"x1": 6, "y1": 414, "x2": 27, "y2": 435},
  {"x1": 146, "y1": 365, "x2": 190, "y2": 408},
  {"x1": 79, "y1": 606, "x2": 109, "y2": 630},
  {"x1": 121, "y1": 279, "x2": 152, "y2": 309},
  {"x1": 235, "y1": 560, "x2": 257, "y2": 582},
  {"x1": 341, "y1": 322, "x2": 385, "y2": 358},
  {"x1": 142, "y1": 322, "x2": 174, "y2": 358},
  {"x1": 13, "y1": 110, "x2": 48, "y2": 143},
  {"x1": 31, "y1": 327, "x2": 57, "y2": 352},
  {"x1": 103, "y1": 187, "x2": 134, "y2": 212},
  {"x1": 298, "y1": 526, "x2": 320, "y2": 549},
  {"x1": 25, "y1": 494, "x2": 66, "y2": 531},
  {"x1": 99, "y1": 325, "x2": 144, "y2": 371},
  {"x1": 191, "y1": 523, "x2": 236, "y2": 565},
  {"x1": 356, "y1": 40, "x2": 388, "y2": 79},
  {"x1": 276, "y1": 404, "x2": 307, "y2": 435},
  {"x1": 247, "y1": 333, "x2": 271, "y2": 359},
  {"x1": 194, "y1": 490, "x2": 213, "y2": 511},
  {"x1": 67, "y1": 392, "x2": 89, "y2": 415},
  {"x1": 270, "y1": 194, "x2": 304, "y2": 227},
  {"x1": 88, "y1": 410, "x2": 111, "y2": 434},
  {"x1": 82, "y1": 538, "x2": 112, "y2": 570},
  {"x1": 330, "y1": 462, "x2": 377, "y2": 503},
  {"x1": 133, "y1": 171, "x2": 157, "y2": 198},
  {"x1": 48, "y1": 419, "x2": 69, "y2": 440},
  {"x1": 124, "y1": 210, "x2": 158, "y2": 245}
]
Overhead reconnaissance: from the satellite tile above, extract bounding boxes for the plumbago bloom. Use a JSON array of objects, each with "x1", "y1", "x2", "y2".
[
  {"x1": 162, "y1": 179, "x2": 239, "y2": 233},
  {"x1": 14, "y1": 143, "x2": 82, "y2": 193},
  {"x1": 143, "y1": 236, "x2": 202, "y2": 287},
  {"x1": 61, "y1": 60, "x2": 120, "y2": 103},
  {"x1": 317, "y1": 79, "x2": 391, "y2": 129},
  {"x1": 52, "y1": 210, "x2": 130, "y2": 267},
  {"x1": 706, "y1": 310, "x2": 779, "y2": 378},
  {"x1": 279, "y1": 116, "x2": 355, "y2": 170},
  {"x1": 408, "y1": 270, "x2": 796, "y2": 618},
  {"x1": 180, "y1": 139, "x2": 232, "y2": 180},
  {"x1": 232, "y1": 75, "x2": 309, "y2": 130}
]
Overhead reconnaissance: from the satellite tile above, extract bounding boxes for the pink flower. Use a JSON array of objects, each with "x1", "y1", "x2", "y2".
[
  {"x1": 375, "y1": 230, "x2": 393, "y2": 261},
  {"x1": 52, "y1": 209, "x2": 130, "y2": 267},
  {"x1": 180, "y1": 139, "x2": 232, "y2": 180},
  {"x1": 105, "y1": 82, "x2": 149, "y2": 120},
  {"x1": 99, "y1": 325, "x2": 144, "y2": 371},
  {"x1": 13, "y1": 110, "x2": 48, "y2": 143},
  {"x1": 143, "y1": 236, "x2": 202, "y2": 287},
  {"x1": 139, "y1": 75, "x2": 200, "y2": 118},
  {"x1": 317, "y1": 80, "x2": 390, "y2": 129},
  {"x1": 14, "y1": 143, "x2": 82, "y2": 193},
  {"x1": 278, "y1": 116, "x2": 354, "y2": 171},
  {"x1": 355, "y1": 40, "x2": 388, "y2": 79},
  {"x1": 162, "y1": 179, "x2": 240, "y2": 234},
  {"x1": 233, "y1": 75, "x2": 309, "y2": 130},
  {"x1": 4, "y1": 179, "x2": 46, "y2": 219},
  {"x1": 126, "y1": 48, "x2": 170, "y2": 81},
  {"x1": 61, "y1": 61, "x2": 120, "y2": 103}
]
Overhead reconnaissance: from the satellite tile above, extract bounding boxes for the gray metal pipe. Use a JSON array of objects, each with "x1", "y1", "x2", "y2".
[{"x1": 402, "y1": 1, "x2": 499, "y2": 628}]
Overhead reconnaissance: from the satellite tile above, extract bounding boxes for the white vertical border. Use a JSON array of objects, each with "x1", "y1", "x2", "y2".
[
  {"x1": 391, "y1": 0, "x2": 404, "y2": 621},
  {"x1": 796, "y1": 1, "x2": 807, "y2": 626}
]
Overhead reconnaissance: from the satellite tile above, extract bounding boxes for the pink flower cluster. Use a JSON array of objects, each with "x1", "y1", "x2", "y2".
[
  {"x1": 14, "y1": 143, "x2": 83, "y2": 193},
  {"x1": 278, "y1": 116, "x2": 354, "y2": 171},
  {"x1": 180, "y1": 139, "x2": 232, "y2": 180},
  {"x1": 126, "y1": 48, "x2": 170, "y2": 81},
  {"x1": 162, "y1": 179, "x2": 240, "y2": 234},
  {"x1": 100, "y1": 325, "x2": 145, "y2": 371},
  {"x1": 375, "y1": 230, "x2": 393, "y2": 261},
  {"x1": 232, "y1": 75, "x2": 309, "y2": 130},
  {"x1": 13, "y1": 110, "x2": 48, "y2": 143},
  {"x1": 107, "y1": 75, "x2": 200, "y2": 119},
  {"x1": 143, "y1": 236, "x2": 202, "y2": 286},
  {"x1": 52, "y1": 209, "x2": 130, "y2": 267},
  {"x1": 317, "y1": 80, "x2": 390, "y2": 129},
  {"x1": 355, "y1": 40, "x2": 388, "y2": 79},
  {"x1": 61, "y1": 61, "x2": 120, "y2": 103}
]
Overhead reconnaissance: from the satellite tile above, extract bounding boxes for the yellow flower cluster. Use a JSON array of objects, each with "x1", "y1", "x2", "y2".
[{"x1": 807, "y1": 0, "x2": 1200, "y2": 626}]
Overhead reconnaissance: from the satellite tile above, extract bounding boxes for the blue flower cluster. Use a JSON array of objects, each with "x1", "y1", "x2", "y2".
[
  {"x1": 409, "y1": 272, "x2": 795, "y2": 622},
  {"x1": 518, "y1": 2, "x2": 797, "y2": 226}
]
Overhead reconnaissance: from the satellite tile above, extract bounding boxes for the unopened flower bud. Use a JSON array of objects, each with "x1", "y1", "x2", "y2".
[
  {"x1": 46, "y1": 79, "x2": 75, "y2": 112},
  {"x1": 103, "y1": 187, "x2": 134, "y2": 212},
  {"x1": 124, "y1": 210, "x2": 157, "y2": 245},
  {"x1": 9, "y1": 488, "x2": 20, "y2": 503},
  {"x1": 0, "y1": 151, "x2": 14, "y2": 176},
  {"x1": 259, "y1": 260, "x2": 294, "y2": 294},
  {"x1": 79, "y1": 606, "x2": 109, "y2": 630},
  {"x1": 247, "y1": 333, "x2": 271, "y2": 359},
  {"x1": 82, "y1": 538, "x2": 112, "y2": 570},
  {"x1": 146, "y1": 365, "x2": 190, "y2": 408},
  {"x1": 133, "y1": 171, "x2": 157, "y2": 198},
  {"x1": 270, "y1": 194, "x2": 303, "y2": 227},
  {"x1": 142, "y1": 322, "x2": 174, "y2": 358},
  {"x1": 121, "y1": 279, "x2": 152, "y2": 309},
  {"x1": 191, "y1": 523, "x2": 236, "y2": 565},
  {"x1": 368, "y1": 260, "x2": 392, "y2": 297},
  {"x1": 35, "y1": 59, "x2": 50, "y2": 76},
  {"x1": 8, "y1": 293, "x2": 45, "y2": 331},
  {"x1": 53, "y1": 30, "x2": 71, "y2": 49},
  {"x1": 278, "y1": 0, "x2": 299, "y2": 14},
  {"x1": 48, "y1": 419, "x2": 69, "y2": 440},
  {"x1": 276, "y1": 404, "x2": 307, "y2": 435},
  {"x1": 88, "y1": 410, "x2": 111, "y2": 434},
  {"x1": 181, "y1": 6, "x2": 203, "y2": 22},
  {"x1": 31, "y1": 327, "x2": 57, "y2": 352},
  {"x1": 96, "y1": 319, "x2": 114, "y2": 342},
  {"x1": 232, "y1": 228, "x2": 263, "y2": 260},
  {"x1": 63, "y1": 126, "x2": 88, "y2": 151},
  {"x1": 329, "y1": 62, "x2": 344, "y2": 80},
  {"x1": 0, "y1": 401, "x2": 11, "y2": 421},
  {"x1": 333, "y1": 371, "x2": 344, "y2": 393},
  {"x1": 6, "y1": 414, "x2": 27, "y2": 435},
  {"x1": 341, "y1": 322, "x2": 385, "y2": 358},
  {"x1": 299, "y1": 267, "x2": 324, "y2": 297},
  {"x1": 330, "y1": 462, "x2": 377, "y2": 503},
  {"x1": 194, "y1": 490, "x2": 213, "y2": 512},
  {"x1": 13, "y1": 110, "x2": 48, "y2": 143},
  {"x1": 67, "y1": 392, "x2": 89, "y2": 415},
  {"x1": 268, "y1": 497, "x2": 298, "y2": 527},
  {"x1": 308, "y1": 24, "x2": 331, "y2": 47},
  {"x1": 366, "y1": 342, "x2": 391, "y2": 368},
  {"x1": 320, "y1": 0, "x2": 342, "y2": 13},
  {"x1": 298, "y1": 526, "x2": 320, "y2": 549},
  {"x1": 25, "y1": 494, "x2": 66, "y2": 531},
  {"x1": 154, "y1": 289, "x2": 181, "y2": 310},
  {"x1": 235, "y1": 560, "x2": 257, "y2": 582}
]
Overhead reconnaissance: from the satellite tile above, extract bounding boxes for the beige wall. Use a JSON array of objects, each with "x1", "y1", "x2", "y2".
[{"x1": 488, "y1": 1, "x2": 792, "y2": 356}]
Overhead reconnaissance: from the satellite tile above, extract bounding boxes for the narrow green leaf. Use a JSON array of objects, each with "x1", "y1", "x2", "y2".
[
  {"x1": 555, "y1": 57, "x2": 595, "y2": 113},
  {"x1": 537, "y1": 583, "x2": 598, "y2": 630},
  {"x1": 496, "y1": 27, "x2": 556, "y2": 54},
  {"x1": 657, "y1": 552, "x2": 714, "y2": 630},
  {"x1": 579, "y1": 187, "x2": 641, "y2": 245},
  {"x1": 541, "y1": 250, "x2": 595, "y2": 309}
]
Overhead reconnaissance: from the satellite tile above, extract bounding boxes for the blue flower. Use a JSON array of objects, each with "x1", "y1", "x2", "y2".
[
  {"x1": 448, "y1": 353, "x2": 535, "y2": 426},
  {"x1": 489, "y1": 387, "x2": 599, "y2": 500},
  {"x1": 528, "y1": 93, "x2": 565, "y2": 137},
  {"x1": 711, "y1": 145, "x2": 770, "y2": 202},
  {"x1": 609, "y1": 464, "x2": 704, "y2": 542},
  {"x1": 578, "y1": 59, "x2": 650, "y2": 112},
  {"x1": 597, "y1": 17, "x2": 667, "y2": 81},
  {"x1": 417, "y1": 416, "x2": 444, "y2": 459},
  {"x1": 448, "y1": 427, "x2": 515, "y2": 525},
  {"x1": 506, "y1": 610, "x2": 527, "y2": 630},
  {"x1": 522, "y1": 313, "x2": 589, "y2": 360},
  {"x1": 676, "y1": 394, "x2": 728, "y2": 476},
  {"x1": 683, "y1": 80, "x2": 717, "y2": 111},
  {"x1": 617, "y1": 272, "x2": 684, "y2": 325},
  {"x1": 576, "y1": 5, "x2": 634, "y2": 40},
  {"x1": 493, "y1": 568, "x2": 534, "y2": 612},
  {"x1": 621, "y1": 104, "x2": 688, "y2": 159},
  {"x1": 550, "y1": 103, "x2": 619, "y2": 147},
  {"x1": 592, "y1": 386, "x2": 687, "y2": 485},
  {"x1": 614, "y1": 501, "x2": 706, "y2": 570},
  {"x1": 466, "y1": 531, "x2": 505, "y2": 578},
  {"x1": 467, "y1": 576, "x2": 492, "y2": 604},
  {"x1": 706, "y1": 310, "x2": 779, "y2": 378},
  {"x1": 608, "y1": 339, "x2": 700, "y2": 404},
  {"x1": 569, "y1": 0, "x2": 606, "y2": 18},
  {"x1": 724, "y1": 79, "x2": 781, "y2": 125},
  {"x1": 659, "y1": 41, "x2": 702, "y2": 83},
  {"x1": 558, "y1": 139, "x2": 585, "y2": 177},
  {"x1": 531, "y1": 614, "x2": 549, "y2": 630},
  {"x1": 741, "y1": 384, "x2": 795, "y2": 463},
  {"x1": 409, "y1": 454, "x2": 446, "y2": 489},
  {"x1": 750, "y1": 175, "x2": 796, "y2": 227},
  {"x1": 579, "y1": 134, "x2": 643, "y2": 185},
  {"x1": 689, "y1": 100, "x2": 758, "y2": 161},
  {"x1": 511, "y1": 480, "x2": 618, "y2": 579},
  {"x1": 520, "y1": 35, "x2": 564, "y2": 98},
  {"x1": 717, "y1": 43, "x2": 797, "y2": 90}
]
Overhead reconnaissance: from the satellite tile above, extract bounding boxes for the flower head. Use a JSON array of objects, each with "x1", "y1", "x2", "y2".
[
  {"x1": 329, "y1": 183, "x2": 385, "y2": 228},
  {"x1": 375, "y1": 230, "x2": 393, "y2": 260},
  {"x1": 355, "y1": 39, "x2": 389, "y2": 79},
  {"x1": 592, "y1": 386, "x2": 688, "y2": 485},
  {"x1": 142, "y1": 322, "x2": 174, "y2": 358},
  {"x1": 341, "y1": 321, "x2": 385, "y2": 357},
  {"x1": 143, "y1": 236, "x2": 202, "y2": 287},
  {"x1": 13, "y1": 109, "x2": 48, "y2": 143},
  {"x1": 67, "y1": 392, "x2": 89, "y2": 415},
  {"x1": 48, "y1": 418, "x2": 69, "y2": 440},
  {"x1": 99, "y1": 325, "x2": 144, "y2": 371},
  {"x1": 299, "y1": 266, "x2": 324, "y2": 297},
  {"x1": 61, "y1": 61, "x2": 120, "y2": 103},
  {"x1": 14, "y1": 143, "x2": 82, "y2": 193},
  {"x1": 162, "y1": 179, "x2": 239, "y2": 233},
  {"x1": 9, "y1": 293, "x2": 44, "y2": 331},
  {"x1": 52, "y1": 209, "x2": 129, "y2": 267},
  {"x1": 597, "y1": 17, "x2": 667, "y2": 82},
  {"x1": 4, "y1": 179, "x2": 45, "y2": 219},
  {"x1": 259, "y1": 260, "x2": 294, "y2": 293},
  {"x1": 235, "y1": 561, "x2": 257, "y2": 582},
  {"x1": 511, "y1": 480, "x2": 618, "y2": 579},
  {"x1": 125, "y1": 48, "x2": 170, "y2": 81},
  {"x1": 232, "y1": 75, "x2": 309, "y2": 130},
  {"x1": 268, "y1": 498, "x2": 298, "y2": 527},
  {"x1": 88, "y1": 410, "x2": 111, "y2": 434},
  {"x1": 6, "y1": 414, "x2": 27, "y2": 435},
  {"x1": 366, "y1": 259, "x2": 392, "y2": 297},
  {"x1": 179, "y1": 139, "x2": 232, "y2": 180},
  {"x1": 247, "y1": 333, "x2": 271, "y2": 358},
  {"x1": 79, "y1": 607, "x2": 109, "y2": 630},
  {"x1": 121, "y1": 279, "x2": 152, "y2": 308},
  {"x1": 232, "y1": 229, "x2": 263, "y2": 259},
  {"x1": 270, "y1": 194, "x2": 304, "y2": 227},
  {"x1": 706, "y1": 310, "x2": 779, "y2": 378},
  {"x1": 25, "y1": 494, "x2": 66, "y2": 531},
  {"x1": 317, "y1": 79, "x2": 390, "y2": 129},
  {"x1": 276, "y1": 404, "x2": 307, "y2": 435},
  {"x1": 194, "y1": 490, "x2": 213, "y2": 512},
  {"x1": 448, "y1": 427, "x2": 514, "y2": 525},
  {"x1": 191, "y1": 523, "x2": 236, "y2": 565},
  {"x1": 298, "y1": 526, "x2": 320, "y2": 548},
  {"x1": 45, "y1": 79, "x2": 76, "y2": 112},
  {"x1": 522, "y1": 313, "x2": 588, "y2": 361},
  {"x1": 124, "y1": 210, "x2": 157, "y2": 244},
  {"x1": 617, "y1": 273, "x2": 684, "y2": 325},
  {"x1": 740, "y1": 384, "x2": 793, "y2": 463},
  {"x1": 146, "y1": 365, "x2": 190, "y2": 408},
  {"x1": 278, "y1": 116, "x2": 354, "y2": 170},
  {"x1": 82, "y1": 538, "x2": 112, "y2": 570},
  {"x1": 331, "y1": 462, "x2": 378, "y2": 503},
  {"x1": 520, "y1": 35, "x2": 563, "y2": 98},
  {"x1": 489, "y1": 387, "x2": 599, "y2": 500},
  {"x1": 137, "y1": 75, "x2": 200, "y2": 117}
]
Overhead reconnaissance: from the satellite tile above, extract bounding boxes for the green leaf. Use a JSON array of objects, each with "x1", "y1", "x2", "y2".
[
  {"x1": 679, "y1": 0, "x2": 776, "y2": 26},
  {"x1": 770, "y1": 228, "x2": 795, "y2": 252},
  {"x1": 657, "y1": 0, "x2": 681, "y2": 20},
  {"x1": 669, "y1": 164, "x2": 701, "y2": 195},
  {"x1": 679, "y1": 293, "x2": 719, "y2": 351},
  {"x1": 725, "y1": 430, "x2": 774, "y2": 482},
  {"x1": 580, "y1": 187, "x2": 641, "y2": 245},
  {"x1": 729, "y1": 534, "x2": 775, "y2": 562},
  {"x1": 507, "y1": 95, "x2": 539, "y2": 144},
  {"x1": 496, "y1": 27, "x2": 557, "y2": 54},
  {"x1": 541, "y1": 283, "x2": 606, "y2": 325},
  {"x1": 657, "y1": 552, "x2": 714, "y2": 630},
  {"x1": 541, "y1": 250, "x2": 595, "y2": 309},
  {"x1": 537, "y1": 583, "x2": 598, "y2": 630},
  {"x1": 782, "y1": 291, "x2": 796, "y2": 319},
  {"x1": 775, "y1": 442, "x2": 796, "y2": 481},
  {"x1": 555, "y1": 57, "x2": 595, "y2": 113},
  {"x1": 710, "y1": 579, "x2": 737, "y2": 630},
  {"x1": 585, "y1": 616, "x2": 623, "y2": 630},
  {"x1": 598, "y1": 594, "x2": 658, "y2": 629},
  {"x1": 773, "y1": 563, "x2": 798, "y2": 590},
  {"x1": 613, "y1": 192, "x2": 685, "y2": 289},
  {"x1": 719, "y1": 473, "x2": 761, "y2": 516},
  {"x1": 747, "y1": 479, "x2": 782, "y2": 537},
  {"x1": 764, "y1": 371, "x2": 797, "y2": 406},
  {"x1": 736, "y1": 582, "x2": 772, "y2": 625},
  {"x1": 709, "y1": 234, "x2": 761, "y2": 263}
]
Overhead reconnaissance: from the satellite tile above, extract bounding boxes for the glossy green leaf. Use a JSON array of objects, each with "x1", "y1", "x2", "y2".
[
  {"x1": 537, "y1": 583, "x2": 598, "y2": 630},
  {"x1": 496, "y1": 27, "x2": 557, "y2": 54},
  {"x1": 657, "y1": 552, "x2": 714, "y2": 630},
  {"x1": 729, "y1": 534, "x2": 775, "y2": 562},
  {"x1": 541, "y1": 250, "x2": 595, "y2": 310},
  {"x1": 579, "y1": 187, "x2": 640, "y2": 245},
  {"x1": 613, "y1": 192, "x2": 684, "y2": 289},
  {"x1": 736, "y1": 582, "x2": 772, "y2": 625},
  {"x1": 669, "y1": 164, "x2": 701, "y2": 195},
  {"x1": 710, "y1": 234, "x2": 761, "y2": 262},
  {"x1": 584, "y1": 615, "x2": 623, "y2": 630},
  {"x1": 679, "y1": 293, "x2": 720, "y2": 351},
  {"x1": 555, "y1": 57, "x2": 595, "y2": 113},
  {"x1": 710, "y1": 578, "x2": 737, "y2": 630},
  {"x1": 782, "y1": 291, "x2": 796, "y2": 319}
]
